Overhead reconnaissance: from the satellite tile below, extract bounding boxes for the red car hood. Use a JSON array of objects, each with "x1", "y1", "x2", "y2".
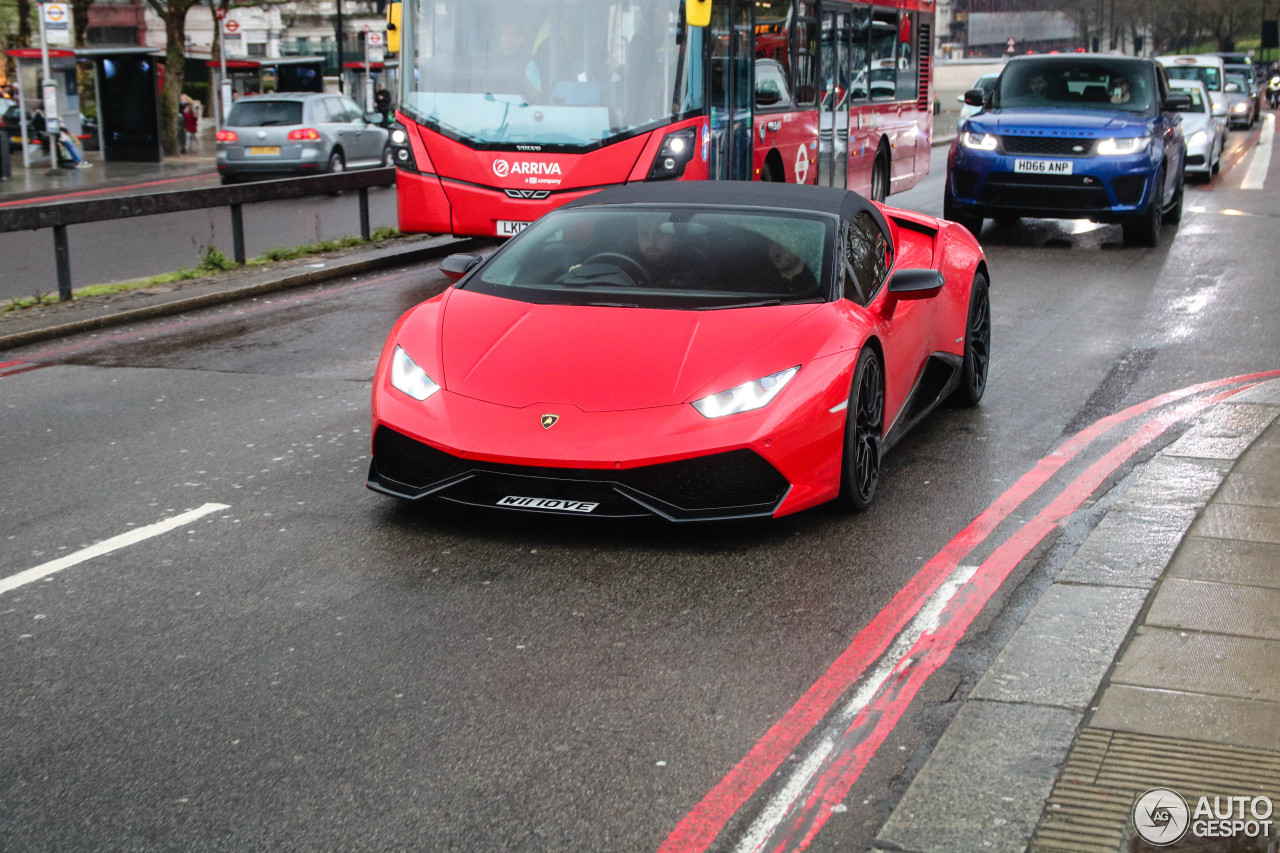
[{"x1": 437, "y1": 290, "x2": 819, "y2": 411}]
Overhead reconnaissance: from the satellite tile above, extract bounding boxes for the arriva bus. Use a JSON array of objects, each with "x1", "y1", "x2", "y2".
[{"x1": 387, "y1": 0, "x2": 935, "y2": 237}]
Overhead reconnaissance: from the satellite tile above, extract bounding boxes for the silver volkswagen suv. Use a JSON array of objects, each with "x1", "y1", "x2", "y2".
[{"x1": 216, "y1": 92, "x2": 391, "y2": 184}]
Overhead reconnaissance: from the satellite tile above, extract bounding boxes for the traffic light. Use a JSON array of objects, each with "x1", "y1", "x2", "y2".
[{"x1": 386, "y1": 0, "x2": 401, "y2": 53}]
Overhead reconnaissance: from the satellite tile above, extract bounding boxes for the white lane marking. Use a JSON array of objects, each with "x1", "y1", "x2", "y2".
[
  {"x1": 732, "y1": 563, "x2": 980, "y2": 853},
  {"x1": 1242, "y1": 113, "x2": 1274, "y2": 190},
  {"x1": 0, "y1": 503, "x2": 229, "y2": 596}
]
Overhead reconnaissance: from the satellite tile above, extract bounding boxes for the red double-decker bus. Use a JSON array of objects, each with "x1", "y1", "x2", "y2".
[{"x1": 389, "y1": 0, "x2": 935, "y2": 238}]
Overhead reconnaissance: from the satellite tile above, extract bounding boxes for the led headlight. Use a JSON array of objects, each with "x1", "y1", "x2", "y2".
[
  {"x1": 386, "y1": 122, "x2": 419, "y2": 173},
  {"x1": 1187, "y1": 129, "x2": 1208, "y2": 146},
  {"x1": 1096, "y1": 137, "x2": 1149, "y2": 156},
  {"x1": 960, "y1": 131, "x2": 998, "y2": 151},
  {"x1": 692, "y1": 367, "x2": 799, "y2": 418},
  {"x1": 1233, "y1": 102, "x2": 1249, "y2": 113},
  {"x1": 648, "y1": 127, "x2": 698, "y2": 180},
  {"x1": 390, "y1": 346, "x2": 441, "y2": 401}
]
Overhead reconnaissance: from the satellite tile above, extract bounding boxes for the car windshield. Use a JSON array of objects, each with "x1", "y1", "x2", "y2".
[
  {"x1": 402, "y1": 0, "x2": 702, "y2": 148},
  {"x1": 463, "y1": 207, "x2": 834, "y2": 310},
  {"x1": 993, "y1": 60, "x2": 1154, "y2": 112},
  {"x1": 1165, "y1": 65, "x2": 1222, "y2": 92},
  {"x1": 1227, "y1": 73, "x2": 1249, "y2": 92},
  {"x1": 226, "y1": 100, "x2": 304, "y2": 127}
]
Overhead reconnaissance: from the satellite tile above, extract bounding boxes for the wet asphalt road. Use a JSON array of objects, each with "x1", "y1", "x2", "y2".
[{"x1": 1, "y1": 121, "x2": 1278, "y2": 851}]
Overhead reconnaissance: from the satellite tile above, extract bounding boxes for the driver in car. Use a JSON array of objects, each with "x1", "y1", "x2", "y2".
[
  {"x1": 766, "y1": 240, "x2": 818, "y2": 294},
  {"x1": 635, "y1": 217, "x2": 716, "y2": 289}
]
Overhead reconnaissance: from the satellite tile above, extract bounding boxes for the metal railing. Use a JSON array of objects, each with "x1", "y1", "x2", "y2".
[{"x1": 0, "y1": 167, "x2": 397, "y2": 301}]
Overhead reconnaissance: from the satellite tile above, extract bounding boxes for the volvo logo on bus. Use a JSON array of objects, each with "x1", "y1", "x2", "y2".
[
  {"x1": 505, "y1": 189, "x2": 552, "y2": 199},
  {"x1": 493, "y1": 159, "x2": 563, "y2": 178}
]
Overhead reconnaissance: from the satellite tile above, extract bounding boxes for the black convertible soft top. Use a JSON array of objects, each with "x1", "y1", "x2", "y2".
[{"x1": 563, "y1": 181, "x2": 887, "y2": 231}]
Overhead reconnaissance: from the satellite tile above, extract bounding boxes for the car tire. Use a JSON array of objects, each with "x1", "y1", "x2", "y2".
[
  {"x1": 1122, "y1": 166, "x2": 1164, "y2": 248},
  {"x1": 944, "y1": 195, "x2": 984, "y2": 239},
  {"x1": 326, "y1": 149, "x2": 346, "y2": 195},
  {"x1": 951, "y1": 272, "x2": 991, "y2": 408},
  {"x1": 220, "y1": 174, "x2": 238, "y2": 186},
  {"x1": 1163, "y1": 172, "x2": 1184, "y2": 225},
  {"x1": 837, "y1": 346, "x2": 884, "y2": 513},
  {"x1": 870, "y1": 151, "x2": 889, "y2": 203}
]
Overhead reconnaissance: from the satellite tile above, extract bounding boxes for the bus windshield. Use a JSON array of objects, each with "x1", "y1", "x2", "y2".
[{"x1": 401, "y1": 0, "x2": 703, "y2": 148}]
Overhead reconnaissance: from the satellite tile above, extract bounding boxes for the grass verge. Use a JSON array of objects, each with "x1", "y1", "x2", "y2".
[{"x1": 1, "y1": 226, "x2": 403, "y2": 314}]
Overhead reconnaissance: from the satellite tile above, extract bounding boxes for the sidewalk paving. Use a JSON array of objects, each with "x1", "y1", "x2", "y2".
[
  {"x1": 1, "y1": 128, "x2": 218, "y2": 203},
  {"x1": 876, "y1": 382, "x2": 1280, "y2": 853}
]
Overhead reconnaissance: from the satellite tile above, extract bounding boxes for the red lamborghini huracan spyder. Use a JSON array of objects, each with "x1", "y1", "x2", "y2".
[{"x1": 368, "y1": 183, "x2": 990, "y2": 521}]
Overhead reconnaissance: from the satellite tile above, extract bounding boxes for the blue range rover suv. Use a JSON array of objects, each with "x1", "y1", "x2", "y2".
[{"x1": 944, "y1": 55, "x2": 1189, "y2": 247}]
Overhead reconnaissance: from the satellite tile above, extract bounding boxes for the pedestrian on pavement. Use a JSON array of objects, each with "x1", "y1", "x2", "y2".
[
  {"x1": 178, "y1": 93, "x2": 193, "y2": 154},
  {"x1": 374, "y1": 85, "x2": 392, "y2": 126},
  {"x1": 184, "y1": 103, "x2": 200, "y2": 152},
  {"x1": 56, "y1": 126, "x2": 91, "y2": 168}
]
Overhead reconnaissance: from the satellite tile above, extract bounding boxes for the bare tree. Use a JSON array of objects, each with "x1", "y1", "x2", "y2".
[
  {"x1": 145, "y1": 0, "x2": 202, "y2": 155},
  {"x1": 16, "y1": 0, "x2": 34, "y2": 48}
]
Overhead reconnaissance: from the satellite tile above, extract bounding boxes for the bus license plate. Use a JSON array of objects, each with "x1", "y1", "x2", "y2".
[
  {"x1": 248, "y1": 146, "x2": 280, "y2": 155},
  {"x1": 497, "y1": 220, "x2": 530, "y2": 237},
  {"x1": 1013, "y1": 158, "x2": 1072, "y2": 175}
]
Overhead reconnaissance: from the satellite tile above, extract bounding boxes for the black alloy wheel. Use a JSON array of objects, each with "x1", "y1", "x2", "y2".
[
  {"x1": 871, "y1": 151, "x2": 889, "y2": 203},
  {"x1": 1122, "y1": 166, "x2": 1164, "y2": 248},
  {"x1": 952, "y1": 273, "x2": 991, "y2": 407},
  {"x1": 1164, "y1": 172, "x2": 1184, "y2": 225},
  {"x1": 839, "y1": 347, "x2": 884, "y2": 512}
]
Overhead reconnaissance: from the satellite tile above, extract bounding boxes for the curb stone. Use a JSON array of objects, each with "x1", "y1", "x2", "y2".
[{"x1": 874, "y1": 378, "x2": 1280, "y2": 853}]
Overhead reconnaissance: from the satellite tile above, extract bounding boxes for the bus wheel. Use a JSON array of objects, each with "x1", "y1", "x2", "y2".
[{"x1": 871, "y1": 151, "x2": 889, "y2": 202}]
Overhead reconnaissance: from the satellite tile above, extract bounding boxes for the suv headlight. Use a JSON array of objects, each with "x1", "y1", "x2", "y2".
[
  {"x1": 960, "y1": 131, "x2": 998, "y2": 151},
  {"x1": 1096, "y1": 137, "x2": 1149, "y2": 156}
]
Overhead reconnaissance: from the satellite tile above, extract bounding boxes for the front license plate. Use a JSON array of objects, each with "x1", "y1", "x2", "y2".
[
  {"x1": 497, "y1": 496, "x2": 599, "y2": 513},
  {"x1": 1013, "y1": 158, "x2": 1073, "y2": 175},
  {"x1": 496, "y1": 220, "x2": 530, "y2": 237},
  {"x1": 248, "y1": 146, "x2": 280, "y2": 155}
]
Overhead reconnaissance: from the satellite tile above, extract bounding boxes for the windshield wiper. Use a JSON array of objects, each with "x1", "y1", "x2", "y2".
[
  {"x1": 585, "y1": 301, "x2": 639, "y2": 308},
  {"x1": 696, "y1": 298, "x2": 823, "y2": 311},
  {"x1": 696, "y1": 299, "x2": 783, "y2": 310}
]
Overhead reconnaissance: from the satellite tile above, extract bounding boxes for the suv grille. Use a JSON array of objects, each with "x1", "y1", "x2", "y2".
[{"x1": 1001, "y1": 136, "x2": 1095, "y2": 157}]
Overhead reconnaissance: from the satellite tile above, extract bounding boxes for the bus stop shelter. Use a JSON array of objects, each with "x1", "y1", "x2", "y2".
[
  {"x1": 342, "y1": 60, "x2": 398, "y2": 112},
  {"x1": 4, "y1": 48, "x2": 81, "y2": 169},
  {"x1": 207, "y1": 56, "x2": 326, "y2": 101},
  {"x1": 79, "y1": 46, "x2": 163, "y2": 162}
]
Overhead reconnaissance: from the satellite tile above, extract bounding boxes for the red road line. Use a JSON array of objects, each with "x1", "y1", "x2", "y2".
[
  {"x1": 0, "y1": 173, "x2": 214, "y2": 209},
  {"x1": 774, "y1": 383, "x2": 1253, "y2": 850},
  {"x1": 660, "y1": 369, "x2": 1280, "y2": 852},
  {"x1": 0, "y1": 363, "x2": 45, "y2": 379}
]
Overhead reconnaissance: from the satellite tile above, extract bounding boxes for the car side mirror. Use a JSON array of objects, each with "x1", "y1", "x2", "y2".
[
  {"x1": 440, "y1": 253, "x2": 483, "y2": 282},
  {"x1": 963, "y1": 88, "x2": 986, "y2": 107},
  {"x1": 756, "y1": 88, "x2": 781, "y2": 107},
  {"x1": 888, "y1": 269, "x2": 944, "y2": 299},
  {"x1": 1163, "y1": 92, "x2": 1192, "y2": 112}
]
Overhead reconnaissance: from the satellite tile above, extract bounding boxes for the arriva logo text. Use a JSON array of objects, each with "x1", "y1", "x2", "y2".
[{"x1": 492, "y1": 159, "x2": 562, "y2": 178}]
